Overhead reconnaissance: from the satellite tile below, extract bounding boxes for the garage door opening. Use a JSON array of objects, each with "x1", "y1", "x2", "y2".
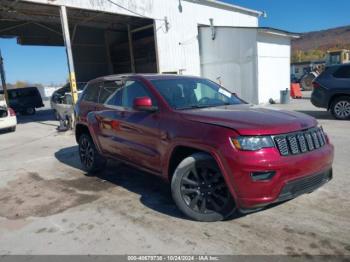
[{"x1": 0, "y1": 1, "x2": 158, "y2": 83}]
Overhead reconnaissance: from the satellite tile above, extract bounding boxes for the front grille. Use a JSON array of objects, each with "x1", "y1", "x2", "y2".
[
  {"x1": 274, "y1": 127, "x2": 326, "y2": 156},
  {"x1": 278, "y1": 169, "x2": 332, "y2": 202}
]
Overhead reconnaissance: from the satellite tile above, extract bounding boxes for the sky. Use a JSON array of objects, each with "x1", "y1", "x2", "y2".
[{"x1": 1, "y1": 0, "x2": 350, "y2": 85}]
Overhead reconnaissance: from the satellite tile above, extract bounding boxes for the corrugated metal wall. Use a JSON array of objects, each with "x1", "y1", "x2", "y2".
[
  {"x1": 24, "y1": 0, "x2": 259, "y2": 76},
  {"x1": 153, "y1": 0, "x2": 258, "y2": 75}
]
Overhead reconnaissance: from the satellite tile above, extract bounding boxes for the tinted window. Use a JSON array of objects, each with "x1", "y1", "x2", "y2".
[
  {"x1": 83, "y1": 83, "x2": 100, "y2": 103},
  {"x1": 333, "y1": 66, "x2": 350, "y2": 78},
  {"x1": 7, "y1": 88, "x2": 39, "y2": 99},
  {"x1": 99, "y1": 81, "x2": 119, "y2": 104},
  {"x1": 122, "y1": 81, "x2": 155, "y2": 108},
  {"x1": 104, "y1": 82, "x2": 124, "y2": 107}
]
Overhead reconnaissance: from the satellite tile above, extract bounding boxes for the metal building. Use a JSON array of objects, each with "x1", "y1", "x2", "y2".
[{"x1": 0, "y1": 0, "x2": 296, "y2": 104}]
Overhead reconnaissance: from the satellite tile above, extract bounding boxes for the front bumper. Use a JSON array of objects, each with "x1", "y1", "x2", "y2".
[
  {"x1": 239, "y1": 169, "x2": 332, "y2": 213},
  {"x1": 219, "y1": 142, "x2": 334, "y2": 209}
]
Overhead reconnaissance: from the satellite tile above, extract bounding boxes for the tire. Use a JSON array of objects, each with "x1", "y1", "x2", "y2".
[
  {"x1": 330, "y1": 96, "x2": 350, "y2": 120},
  {"x1": 25, "y1": 107, "x2": 36, "y2": 115},
  {"x1": 171, "y1": 153, "x2": 236, "y2": 222},
  {"x1": 78, "y1": 133, "x2": 106, "y2": 174},
  {"x1": 10, "y1": 126, "x2": 16, "y2": 132}
]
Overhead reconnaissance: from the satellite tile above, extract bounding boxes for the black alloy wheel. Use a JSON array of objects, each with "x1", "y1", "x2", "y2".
[
  {"x1": 78, "y1": 133, "x2": 106, "y2": 174},
  {"x1": 171, "y1": 153, "x2": 236, "y2": 222}
]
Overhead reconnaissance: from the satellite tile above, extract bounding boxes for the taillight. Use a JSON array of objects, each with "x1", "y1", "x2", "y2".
[
  {"x1": 8, "y1": 108, "x2": 16, "y2": 116},
  {"x1": 312, "y1": 82, "x2": 321, "y2": 88}
]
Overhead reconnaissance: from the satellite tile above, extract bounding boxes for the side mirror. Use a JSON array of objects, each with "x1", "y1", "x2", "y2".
[{"x1": 133, "y1": 97, "x2": 157, "y2": 112}]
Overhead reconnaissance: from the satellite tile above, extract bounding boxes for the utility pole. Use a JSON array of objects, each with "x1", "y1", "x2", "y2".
[
  {"x1": 59, "y1": 5, "x2": 78, "y2": 105},
  {"x1": 0, "y1": 49, "x2": 9, "y2": 105}
]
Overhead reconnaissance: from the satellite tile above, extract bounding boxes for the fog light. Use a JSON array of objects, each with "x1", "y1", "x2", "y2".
[{"x1": 251, "y1": 171, "x2": 276, "y2": 181}]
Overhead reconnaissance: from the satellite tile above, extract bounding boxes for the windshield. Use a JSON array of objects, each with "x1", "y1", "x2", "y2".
[{"x1": 151, "y1": 78, "x2": 243, "y2": 109}]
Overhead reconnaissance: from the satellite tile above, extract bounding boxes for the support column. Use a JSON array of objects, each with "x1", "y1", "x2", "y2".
[
  {"x1": 104, "y1": 31, "x2": 114, "y2": 74},
  {"x1": 127, "y1": 24, "x2": 136, "y2": 73},
  {"x1": 60, "y1": 5, "x2": 78, "y2": 105}
]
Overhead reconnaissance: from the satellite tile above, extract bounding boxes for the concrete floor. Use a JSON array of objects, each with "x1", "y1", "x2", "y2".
[{"x1": 0, "y1": 95, "x2": 349, "y2": 255}]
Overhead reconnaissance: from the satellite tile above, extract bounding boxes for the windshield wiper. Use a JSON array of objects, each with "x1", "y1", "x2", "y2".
[
  {"x1": 175, "y1": 105, "x2": 207, "y2": 110},
  {"x1": 175, "y1": 103, "x2": 232, "y2": 110}
]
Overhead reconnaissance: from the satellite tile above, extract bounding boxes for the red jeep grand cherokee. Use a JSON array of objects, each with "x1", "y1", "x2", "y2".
[{"x1": 75, "y1": 74, "x2": 334, "y2": 221}]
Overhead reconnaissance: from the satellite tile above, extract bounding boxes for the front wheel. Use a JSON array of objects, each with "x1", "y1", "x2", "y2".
[
  {"x1": 171, "y1": 153, "x2": 236, "y2": 222},
  {"x1": 330, "y1": 96, "x2": 350, "y2": 120},
  {"x1": 78, "y1": 133, "x2": 106, "y2": 174}
]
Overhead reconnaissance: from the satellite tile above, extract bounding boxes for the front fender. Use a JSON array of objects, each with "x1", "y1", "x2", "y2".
[{"x1": 163, "y1": 141, "x2": 240, "y2": 207}]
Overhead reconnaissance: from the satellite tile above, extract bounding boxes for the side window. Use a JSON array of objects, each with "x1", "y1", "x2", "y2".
[
  {"x1": 83, "y1": 83, "x2": 100, "y2": 103},
  {"x1": 122, "y1": 80, "x2": 156, "y2": 108},
  {"x1": 104, "y1": 81, "x2": 124, "y2": 107},
  {"x1": 99, "y1": 81, "x2": 119, "y2": 104},
  {"x1": 333, "y1": 66, "x2": 350, "y2": 78}
]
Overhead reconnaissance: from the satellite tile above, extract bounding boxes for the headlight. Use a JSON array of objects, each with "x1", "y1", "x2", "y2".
[{"x1": 231, "y1": 136, "x2": 275, "y2": 151}]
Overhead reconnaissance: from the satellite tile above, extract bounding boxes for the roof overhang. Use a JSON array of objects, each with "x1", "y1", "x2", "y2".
[
  {"x1": 184, "y1": 0, "x2": 263, "y2": 16},
  {"x1": 198, "y1": 25, "x2": 301, "y2": 39},
  {"x1": 257, "y1": 27, "x2": 300, "y2": 38}
]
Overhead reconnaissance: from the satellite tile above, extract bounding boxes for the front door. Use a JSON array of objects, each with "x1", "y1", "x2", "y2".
[{"x1": 95, "y1": 79, "x2": 162, "y2": 173}]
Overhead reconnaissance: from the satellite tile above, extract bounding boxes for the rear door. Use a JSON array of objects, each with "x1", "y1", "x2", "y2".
[
  {"x1": 78, "y1": 82, "x2": 101, "y2": 124},
  {"x1": 94, "y1": 80, "x2": 124, "y2": 156}
]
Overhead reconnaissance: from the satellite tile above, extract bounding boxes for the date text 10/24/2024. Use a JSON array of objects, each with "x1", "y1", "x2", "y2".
[{"x1": 127, "y1": 255, "x2": 219, "y2": 261}]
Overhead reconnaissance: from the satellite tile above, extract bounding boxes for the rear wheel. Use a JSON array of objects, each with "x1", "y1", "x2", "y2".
[
  {"x1": 330, "y1": 96, "x2": 350, "y2": 120},
  {"x1": 10, "y1": 126, "x2": 16, "y2": 132},
  {"x1": 78, "y1": 133, "x2": 106, "y2": 174},
  {"x1": 171, "y1": 153, "x2": 236, "y2": 222}
]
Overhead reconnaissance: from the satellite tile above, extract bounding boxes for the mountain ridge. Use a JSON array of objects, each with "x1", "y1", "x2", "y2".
[{"x1": 291, "y1": 25, "x2": 350, "y2": 62}]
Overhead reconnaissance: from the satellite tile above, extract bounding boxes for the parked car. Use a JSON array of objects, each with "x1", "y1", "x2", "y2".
[
  {"x1": 51, "y1": 82, "x2": 86, "y2": 120},
  {"x1": 311, "y1": 64, "x2": 350, "y2": 119},
  {"x1": 0, "y1": 94, "x2": 17, "y2": 132},
  {"x1": 0, "y1": 87, "x2": 44, "y2": 115},
  {"x1": 75, "y1": 74, "x2": 334, "y2": 222}
]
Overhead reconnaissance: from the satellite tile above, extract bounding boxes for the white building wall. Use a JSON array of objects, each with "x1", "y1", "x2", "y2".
[
  {"x1": 153, "y1": 1, "x2": 258, "y2": 75},
  {"x1": 23, "y1": 0, "x2": 259, "y2": 76},
  {"x1": 199, "y1": 27, "x2": 258, "y2": 103},
  {"x1": 257, "y1": 33, "x2": 291, "y2": 103}
]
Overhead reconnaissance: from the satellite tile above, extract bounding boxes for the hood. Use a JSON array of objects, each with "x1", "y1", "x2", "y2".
[{"x1": 180, "y1": 104, "x2": 317, "y2": 135}]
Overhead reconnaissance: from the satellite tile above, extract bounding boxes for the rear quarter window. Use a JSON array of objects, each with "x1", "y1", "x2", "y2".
[
  {"x1": 333, "y1": 65, "x2": 350, "y2": 78},
  {"x1": 83, "y1": 83, "x2": 100, "y2": 103}
]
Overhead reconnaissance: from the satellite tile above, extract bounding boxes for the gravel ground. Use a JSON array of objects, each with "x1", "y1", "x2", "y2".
[{"x1": 0, "y1": 94, "x2": 349, "y2": 255}]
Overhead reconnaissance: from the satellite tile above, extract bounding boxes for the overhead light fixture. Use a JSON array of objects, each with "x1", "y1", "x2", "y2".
[
  {"x1": 209, "y1": 18, "x2": 215, "y2": 40},
  {"x1": 178, "y1": 0, "x2": 183, "y2": 13},
  {"x1": 164, "y1": 16, "x2": 169, "y2": 32}
]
